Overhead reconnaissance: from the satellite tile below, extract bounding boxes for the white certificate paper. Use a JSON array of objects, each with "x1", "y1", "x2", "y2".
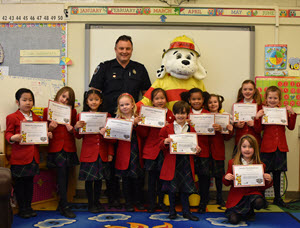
[
  {"x1": 104, "y1": 118, "x2": 133, "y2": 142},
  {"x1": 233, "y1": 164, "x2": 265, "y2": 187},
  {"x1": 233, "y1": 103, "x2": 257, "y2": 122},
  {"x1": 189, "y1": 114, "x2": 215, "y2": 135},
  {"x1": 47, "y1": 100, "x2": 72, "y2": 125},
  {"x1": 139, "y1": 105, "x2": 167, "y2": 128},
  {"x1": 20, "y1": 121, "x2": 48, "y2": 145},
  {"x1": 79, "y1": 112, "x2": 108, "y2": 134},
  {"x1": 215, "y1": 114, "x2": 230, "y2": 134},
  {"x1": 262, "y1": 107, "x2": 288, "y2": 125},
  {"x1": 169, "y1": 133, "x2": 198, "y2": 155}
]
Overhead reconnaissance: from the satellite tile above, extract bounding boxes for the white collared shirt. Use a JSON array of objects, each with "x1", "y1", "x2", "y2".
[
  {"x1": 241, "y1": 157, "x2": 253, "y2": 165},
  {"x1": 173, "y1": 121, "x2": 189, "y2": 134},
  {"x1": 192, "y1": 108, "x2": 202, "y2": 114},
  {"x1": 244, "y1": 99, "x2": 253, "y2": 104},
  {"x1": 20, "y1": 110, "x2": 33, "y2": 121}
]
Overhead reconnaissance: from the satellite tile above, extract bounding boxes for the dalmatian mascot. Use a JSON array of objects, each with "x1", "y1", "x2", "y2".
[{"x1": 138, "y1": 35, "x2": 207, "y2": 111}]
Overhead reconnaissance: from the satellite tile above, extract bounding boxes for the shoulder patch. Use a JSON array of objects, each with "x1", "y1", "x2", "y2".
[{"x1": 93, "y1": 65, "x2": 100, "y2": 75}]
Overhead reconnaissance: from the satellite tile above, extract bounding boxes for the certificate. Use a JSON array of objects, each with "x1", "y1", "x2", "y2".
[
  {"x1": 104, "y1": 118, "x2": 133, "y2": 142},
  {"x1": 233, "y1": 164, "x2": 265, "y2": 187},
  {"x1": 215, "y1": 114, "x2": 230, "y2": 134},
  {"x1": 233, "y1": 103, "x2": 257, "y2": 122},
  {"x1": 20, "y1": 121, "x2": 48, "y2": 145},
  {"x1": 47, "y1": 100, "x2": 71, "y2": 125},
  {"x1": 139, "y1": 105, "x2": 167, "y2": 128},
  {"x1": 79, "y1": 112, "x2": 108, "y2": 134},
  {"x1": 262, "y1": 107, "x2": 288, "y2": 125},
  {"x1": 189, "y1": 114, "x2": 215, "y2": 135},
  {"x1": 169, "y1": 133, "x2": 198, "y2": 155}
]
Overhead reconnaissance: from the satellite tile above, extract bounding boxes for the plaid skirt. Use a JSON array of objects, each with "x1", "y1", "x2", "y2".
[
  {"x1": 79, "y1": 155, "x2": 111, "y2": 181},
  {"x1": 161, "y1": 155, "x2": 196, "y2": 194},
  {"x1": 116, "y1": 131, "x2": 144, "y2": 178},
  {"x1": 261, "y1": 149, "x2": 287, "y2": 172},
  {"x1": 144, "y1": 150, "x2": 164, "y2": 171},
  {"x1": 194, "y1": 157, "x2": 210, "y2": 176},
  {"x1": 47, "y1": 150, "x2": 79, "y2": 168},
  {"x1": 11, "y1": 159, "x2": 39, "y2": 178},
  {"x1": 210, "y1": 158, "x2": 225, "y2": 178},
  {"x1": 225, "y1": 194, "x2": 264, "y2": 218}
]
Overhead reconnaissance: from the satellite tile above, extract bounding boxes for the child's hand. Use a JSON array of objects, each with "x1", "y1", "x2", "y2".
[
  {"x1": 227, "y1": 124, "x2": 233, "y2": 132},
  {"x1": 247, "y1": 120, "x2": 254, "y2": 127},
  {"x1": 134, "y1": 116, "x2": 142, "y2": 126},
  {"x1": 286, "y1": 105, "x2": 295, "y2": 114},
  {"x1": 235, "y1": 121, "x2": 245, "y2": 128},
  {"x1": 186, "y1": 119, "x2": 192, "y2": 124},
  {"x1": 99, "y1": 128, "x2": 106, "y2": 136},
  {"x1": 74, "y1": 121, "x2": 85, "y2": 130},
  {"x1": 49, "y1": 120, "x2": 58, "y2": 131},
  {"x1": 47, "y1": 132, "x2": 53, "y2": 139},
  {"x1": 65, "y1": 124, "x2": 74, "y2": 132},
  {"x1": 108, "y1": 155, "x2": 113, "y2": 162},
  {"x1": 225, "y1": 173, "x2": 234, "y2": 181},
  {"x1": 213, "y1": 123, "x2": 222, "y2": 132},
  {"x1": 195, "y1": 145, "x2": 201, "y2": 155},
  {"x1": 256, "y1": 110, "x2": 264, "y2": 119},
  {"x1": 164, "y1": 138, "x2": 173, "y2": 144},
  {"x1": 10, "y1": 134, "x2": 22, "y2": 142},
  {"x1": 263, "y1": 173, "x2": 272, "y2": 182}
]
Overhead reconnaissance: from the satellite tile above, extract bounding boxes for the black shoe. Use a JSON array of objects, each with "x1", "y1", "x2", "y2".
[
  {"x1": 183, "y1": 212, "x2": 199, "y2": 221},
  {"x1": 135, "y1": 202, "x2": 145, "y2": 210},
  {"x1": 198, "y1": 203, "x2": 207, "y2": 214},
  {"x1": 216, "y1": 197, "x2": 226, "y2": 207},
  {"x1": 95, "y1": 202, "x2": 105, "y2": 212},
  {"x1": 26, "y1": 207, "x2": 37, "y2": 217},
  {"x1": 108, "y1": 199, "x2": 122, "y2": 209},
  {"x1": 18, "y1": 209, "x2": 30, "y2": 219},
  {"x1": 168, "y1": 212, "x2": 177, "y2": 220},
  {"x1": 125, "y1": 203, "x2": 135, "y2": 212},
  {"x1": 88, "y1": 205, "x2": 100, "y2": 213},
  {"x1": 158, "y1": 203, "x2": 169, "y2": 212},
  {"x1": 273, "y1": 198, "x2": 289, "y2": 208},
  {"x1": 147, "y1": 205, "x2": 156, "y2": 213},
  {"x1": 59, "y1": 206, "x2": 76, "y2": 218},
  {"x1": 263, "y1": 200, "x2": 269, "y2": 209}
]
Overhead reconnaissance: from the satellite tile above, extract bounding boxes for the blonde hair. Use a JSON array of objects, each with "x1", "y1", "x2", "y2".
[
  {"x1": 233, "y1": 134, "x2": 262, "y2": 165},
  {"x1": 236, "y1": 80, "x2": 261, "y2": 105},
  {"x1": 115, "y1": 93, "x2": 137, "y2": 118},
  {"x1": 54, "y1": 86, "x2": 76, "y2": 109}
]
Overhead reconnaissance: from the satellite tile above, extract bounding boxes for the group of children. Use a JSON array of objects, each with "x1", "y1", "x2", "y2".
[{"x1": 5, "y1": 79, "x2": 296, "y2": 224}]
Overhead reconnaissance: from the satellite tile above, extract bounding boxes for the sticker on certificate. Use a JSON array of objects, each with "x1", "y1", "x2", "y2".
[
  {"x1": 215, "y1": 114, "x2": 230, "y2": 134},
  {"x1": 262, "y1": 107, "x2": 288, "y2": 125},
  {"x1": 47, "y1": 100, "x2": 72, "y2": 125},
  {"x1": 189, "y1": 114, "x2": 215, "y2": 135},
  {"x1": 20, "y1": 121, "x2": 48, "y2": 145},
  {"x1": 79, "y1": 112, "x2": 107, "y2": 134},
  {"x1": 233, "y1": 103, "x2": 257, "y2": 122},
  {"x1": 233, "y1": 164, "x2": 265, "y2": 187},
  {"x1": 169, "y1": 133, "x2": 198, "y2": 155},
  {"x1": 139, "y1": 105, "x2": 167, "y2": 128},
  {"x1": 104, "y1": 118, "x2": 133, "y2": 142}
]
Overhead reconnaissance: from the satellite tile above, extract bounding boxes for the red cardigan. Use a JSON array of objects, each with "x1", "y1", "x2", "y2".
[
  {"x1": 159, "y1": 123, "x2": 196, "y2": 181},
  {"x1": 254, "y1": 110, "x2": 297, "y2": 153},
  {"x1": 209, "y1": 130, "x2": 233, "y2": 160},
  {"x1": 5, "y1": 110, "x2": 40, "y2": 165},
  {"x1": 140, "y1": 109, "x2": 174, "y2": 160},
  {"x1": 189, "y1": 108, "x2": 210, "y2": 158},
  {"x1": 223, "y1": 159, "x2": 273, "y2": 209},
  {"x1": 75, "y1": 114, "x2": 114, "y2": 162},
  {"x1": 234, "y1": 99, "x2": 262, "y2": 145},
  {"x1": 43, "y1": 107, "x2": 77, "y2": 153}
]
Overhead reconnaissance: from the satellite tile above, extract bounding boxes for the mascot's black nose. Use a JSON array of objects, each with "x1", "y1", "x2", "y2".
[{"x1": 182, "y1": 60, "x2": 190, "y2": 65}]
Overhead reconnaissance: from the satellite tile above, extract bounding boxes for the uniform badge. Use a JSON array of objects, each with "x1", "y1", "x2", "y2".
[
  {"x1": 132, "y1": 69, "x2": 136, "y2": 75},
  {"x1": 113, "y1": 73, "x2": 117, "y2": 78},
  {"x1": 93, "y1": 65, "x2": 100, "y2": 75}
]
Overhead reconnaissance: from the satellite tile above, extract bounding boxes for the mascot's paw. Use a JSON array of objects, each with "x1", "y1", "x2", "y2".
[{"x1": 157, "y1": 65, "x2": 165, "y2": 78}]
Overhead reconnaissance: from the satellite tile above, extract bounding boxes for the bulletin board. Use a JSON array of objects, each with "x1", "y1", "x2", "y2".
[{"x1": 0, "y1": 23, "x2": 67, "y2": 81}]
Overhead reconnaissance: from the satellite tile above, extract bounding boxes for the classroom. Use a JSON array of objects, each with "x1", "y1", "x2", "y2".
[{"x1": 0, "y1": 0, "x2": 300, "y2": 227}]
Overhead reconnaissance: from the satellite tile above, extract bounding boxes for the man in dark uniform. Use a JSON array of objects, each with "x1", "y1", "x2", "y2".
[
  {"x1": 89, "y1": 35, "x2": 151, "y2": 116},
  {"x1": 89, "y1": 35, "x2": 151, "y2": 210}
]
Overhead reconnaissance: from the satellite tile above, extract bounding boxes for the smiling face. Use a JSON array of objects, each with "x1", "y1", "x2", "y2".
[
  {"x1": 17, "y1": 92, "x2": 34, "y2": 115},
  {"x1": 266, "y1": 91, "x2": 280, "y2": 108},
  {"x1": 115, "y1": 40, "x2": 133, "y2": 66},
  {"x1": 208, "y1": 96, "x2": 219, "y2": 113},
  {"x1": 86, "y1": 93, "x2": 102, "y2": 112},
  {"x1": 174, "y1": 111, "x2": 188, "y2": 126},
  {"x1": 152, "y1": 91, "x2": 167, "y2": 108},
  {"x1": 189, "y1": 92, "x2": 204, "y2": 111},
  {"x1": 241, "y1": 139, "x2": 254, "y2": 162},
  {"x1": 58, "y1": 91, "x2": 70, "y2": 105},
  {"x1": 242, "y1": 82, "x2": 255, "y2": 102},
  {"x1": 118, "y1": 96, "x2": 134, "y2": 116}
]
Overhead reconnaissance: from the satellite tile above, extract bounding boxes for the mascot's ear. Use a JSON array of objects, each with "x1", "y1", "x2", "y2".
[
  {"x1": 194, "y1": 57, "x2": 207, "y2": 80},
  {"x1": 156, "y1": 51, "x2": 167, "y2": 79}
]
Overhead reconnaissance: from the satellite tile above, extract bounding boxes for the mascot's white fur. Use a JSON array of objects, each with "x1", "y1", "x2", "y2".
[{"x1": 138, "y1": 35, "x2": 207, "y2": 111}]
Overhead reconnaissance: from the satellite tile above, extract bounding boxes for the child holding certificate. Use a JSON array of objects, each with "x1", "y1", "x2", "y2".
[
  {"x1": 233, "y1": 80, "x2": 262, "y2": 158},
  {"x1": 159, "y1": 101, "x2": 201, "y2": 221},
  {"x1": 205, "y1": 94, "x2": 234, "y2": 206},
  {"x1": 223, "y1": 134, "x2": 273, "y2": 224},
  {"x1": 139, "y1": 88, "x2": 174, "y2": 213},
  {"x1": 43, "y1": 86, "x2": 79, "y2": 218},
  {"x1": 74, "y1": 90, "x2": 114, "y2": 213},
  {"x1": 254, "y1": 86, "x2": 296, "y2": 207},
  {"x1": 6, "y1": 88, "x2": 50, "y2": 218},
  {"x1": 181, "y1": 88, "x2": 210, "y2": 213}
]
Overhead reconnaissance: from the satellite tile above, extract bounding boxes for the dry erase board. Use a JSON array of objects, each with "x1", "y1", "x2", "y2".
[
  {"x1": 86, "y1": 25, "x2": 254, "y2": 113},
  {"x1": 0, "y1": 23, "x2": 66, "y2": 81}
]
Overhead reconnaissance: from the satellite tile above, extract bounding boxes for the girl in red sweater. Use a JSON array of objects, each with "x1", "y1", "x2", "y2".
[{"x1": 223, "y1": 134, "x2": 273, "y2": 224}]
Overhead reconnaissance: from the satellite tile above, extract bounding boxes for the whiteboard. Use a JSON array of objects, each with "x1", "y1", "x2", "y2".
[
  {"x1": 0, "y1": 75, "x2": 64, "y2": 131},
  {"x1": 87, "y1": 25, "x2": 254, "y2": 113}
]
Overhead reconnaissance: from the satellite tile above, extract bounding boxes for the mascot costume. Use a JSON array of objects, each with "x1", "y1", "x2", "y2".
[{"x1": 138, "y1": 35, "x2": 207, "y2": 111}]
